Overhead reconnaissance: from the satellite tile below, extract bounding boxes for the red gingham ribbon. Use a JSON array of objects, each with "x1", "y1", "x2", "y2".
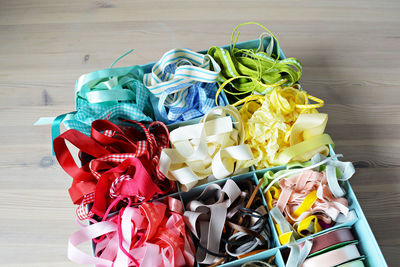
[
  {"x1": 53, "y1": 119, "x2": 175, "y2": 219},
  {"x1": 76, "y1": 192, "x2": 95, "y2": 220}
]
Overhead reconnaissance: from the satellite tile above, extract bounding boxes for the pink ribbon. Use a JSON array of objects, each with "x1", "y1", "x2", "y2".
[
  {"x1": 68, "y1": 197, "x2": 195, "y2": 267},
  {"x1": 274, "y1": 170, "x2": 349, "y2": 224}
]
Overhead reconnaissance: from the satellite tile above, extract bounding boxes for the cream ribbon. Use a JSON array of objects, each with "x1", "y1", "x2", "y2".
[{"x1": 159, "y1": 105, "x2": 253, "y2": 191}]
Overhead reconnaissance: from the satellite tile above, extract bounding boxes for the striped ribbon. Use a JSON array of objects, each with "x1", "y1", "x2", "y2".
[{"x1": 143, "y1": 48, "x2": 223, "y2": 124}]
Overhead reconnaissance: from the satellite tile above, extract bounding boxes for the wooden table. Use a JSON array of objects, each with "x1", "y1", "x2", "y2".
[{"x1": 0, "y1": 0, "x2": 398, "y2": 265}]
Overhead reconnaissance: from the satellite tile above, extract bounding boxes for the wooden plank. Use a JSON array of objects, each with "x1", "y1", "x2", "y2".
[{"x1": 0, "y1": 0, "x2": 399, "y2": 265}]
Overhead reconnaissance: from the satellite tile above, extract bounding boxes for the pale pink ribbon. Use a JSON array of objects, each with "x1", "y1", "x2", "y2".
[
  {"x1": 274, "y1": 169, "x2": 349, "y2": 224},
  {"x1": 302, "y1": 243, "x2": 361, "y2": 267},
  {"x1": 68, "y1": 197, "x2": 195, "y2": 267}
]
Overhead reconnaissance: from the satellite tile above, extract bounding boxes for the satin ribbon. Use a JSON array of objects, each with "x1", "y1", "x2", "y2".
[
  {"x1": 184, "y1": 179, "x2": 271, "y2": 265},
  {"x1": 299, "y1": 227, "x2": 356, "y2": 257},
  {"x1": 143, "y1": 48, "x2": 223, "y2": 124},
  {"x1": 208, "y1": 22, "x2": 302, "y2": 105},
  {"x1": 68, "y1": 197, "x2": 195, "y2": 267},
  {"x1": 239, "y1": 85, "x2": 332, "y2": 169},
  {"x1": 286, "y1": 228, "x2": 361, "y2": 267},
  {"x1": 159, "y1": 105, "x2": 253, "y2": 191},
  {"x1": 272, "y1": 170, "x2": 349, "y2": 240},
  {"x1": 35, "y1": 52, "x2": 154, "y2": 155},
  {"x1": 302, "y1": 243, "x2": 361, "y2": 267},
  {"x1": 53, "y1": 119, "x2": 175, "y2": 219},
  {"x1": 264, "y1": 154, "x2": 355, "y2": 243},
  {"x1": 337, "y1": 259, "x2": 365, "y2": 267}
]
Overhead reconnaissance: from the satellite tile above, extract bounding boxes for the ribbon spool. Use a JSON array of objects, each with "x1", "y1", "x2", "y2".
[
  {"x1": 68, "y1": 197, "x2": 196, "y2": 267},
  {"x1": 159, "y1": 105, "x2": 253, "y2": 191},
  {"x1": 208, "y1": 22, "x2": 302, "y2": 105},
  {"x1": 239, "y1": 85, "x2": 333, "y2": 169},
  {"x1": 184, "y1": 179, "x2": 272, "y2": 265},
  {"x1": 302, "y1": 243, "x2": 362, "y2": 267},
  {"x1": 53, "y1": 119, "x2": 176, "y2": 219},
  {"x1": 143, "y1": 48, "x2": 223, "y2": 124},
  {"x1": 285, "y1": 227, "x2": 364, "y2": 267}
]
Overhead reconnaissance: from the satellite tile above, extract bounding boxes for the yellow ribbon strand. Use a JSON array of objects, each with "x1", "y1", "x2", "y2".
[
  {"x1": 292, "y1": 190, "x2": 318, "y2": 218},
  {"x1": 297, "y1": 215, "x2": 323, "y2": 237},
  {"x1": 239, "y1": 86, "x2": 332, "y2": 169},
  {"x1": 265, "y1": 186, "x2": 281, "y2": 210}
]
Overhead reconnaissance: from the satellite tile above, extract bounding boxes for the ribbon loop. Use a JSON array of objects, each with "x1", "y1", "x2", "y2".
[
  {"x1": 54, "y1": 119, "x2": 175, "y2": 219},
  {"x1": 160, "y1": 105, "x2": 253, "y2": 191},
  {"x1": 143, "y1": 48, "x2": 223, "y2": 124}
]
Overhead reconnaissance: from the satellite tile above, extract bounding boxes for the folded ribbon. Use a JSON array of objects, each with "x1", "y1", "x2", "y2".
[
  {"x1": 265, "y1": 154, "x2": 355, "y2": 243},
  {"x1": 66, "y1": 63, "x2": 154, "y2": 136},
  {"x1": 159, "y1": 105, "x2": 253, "y2": 191},
  {"x1": 53, "y1": 119, "x2": 175, "y2": 219},
  {"x1": 208, "y1": 22, "x2": 302, "y2": 105},
  {"x1": 143, "y1": 48, "x2": 223, "y2": 124},
  {"x1": 239, "y1": 85, "x2": 332, "y2": 169},
  {"x1": 68, "y1": 197, "x2": 195, "y2": 267},
  {"x1": 184, "y1": 179, "x2": 271, "y2": 265}
]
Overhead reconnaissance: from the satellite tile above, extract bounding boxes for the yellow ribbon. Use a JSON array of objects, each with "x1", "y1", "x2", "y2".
[
  {"x1": 292, "y1": 190, "x2": 318, "y2": 218},
  {"x1": 275, "y1": 223, "x2": 294, "y2": 245},
  {"x1": 239, "y1": 85, "x2": 332, "y2": 169},
  {"x1": 265, "y1": 186, "x2": 281, "y2": 210},
  {"x1": 296, "y1": 215, "x2": 322, "y2": 237}
]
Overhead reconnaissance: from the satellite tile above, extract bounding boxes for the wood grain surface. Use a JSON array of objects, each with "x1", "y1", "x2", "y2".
[{"x1": 0, "y1": 0, "x2": 399, "y2": 266}]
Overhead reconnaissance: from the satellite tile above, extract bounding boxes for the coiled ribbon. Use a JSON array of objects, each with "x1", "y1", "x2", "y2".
[
  {"x1": 239, "y1": 85, "x2": 333, "y2": 169},
  {"x1": 159, "y1": 105, "x2": 253, "y2": 191},
  {"x1": 35, "y1": 51, "x2": 154, "y2": 155},
  {"x1": 208, "y1": 22, "x2": 302, "y2": 105},
  {"x1": 53, "y1": 119, "x2": 175, "y2": 219},
  {"x1": 143, "y1": 48, "x2": 223, "y2": 124},
  {"x1": 68, "y1": 196, "x2": 195, "y2": 267},
  {"x1": 184, "y1": 179, "x2": 271, "y2": 265},
  {"x1": 261, "y1": 154, "x2": 356, "y2": 244}
]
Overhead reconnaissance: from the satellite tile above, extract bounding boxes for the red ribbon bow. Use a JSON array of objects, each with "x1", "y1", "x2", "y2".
[{"x1": 53, "y1": 119, "x2": 176, "y2": 219}]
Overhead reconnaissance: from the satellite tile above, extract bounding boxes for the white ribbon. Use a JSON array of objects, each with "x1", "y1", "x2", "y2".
[{"x1": 160, "y1": 105, "x2": 253, "y2": 191}]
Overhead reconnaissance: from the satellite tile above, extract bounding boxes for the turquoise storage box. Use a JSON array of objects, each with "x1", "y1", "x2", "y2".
[{"x1": 90, "y1": 38, "x2": 387, "y2": 267}]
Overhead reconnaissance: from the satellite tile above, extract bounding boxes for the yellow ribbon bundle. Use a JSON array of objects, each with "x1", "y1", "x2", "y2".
[{"x1": 239, "y1": 85, "x2": 333, "y2": 169}]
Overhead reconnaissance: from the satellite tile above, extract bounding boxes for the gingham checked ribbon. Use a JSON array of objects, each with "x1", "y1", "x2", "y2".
[
  {"x1": 143, "y1": 48, "x2": 224, "y2": 124},
  {"x1": 54, "y1": 119, "x2": 175, "y2": 219}
]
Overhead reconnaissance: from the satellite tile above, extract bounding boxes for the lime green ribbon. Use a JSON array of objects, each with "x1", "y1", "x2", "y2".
[
  {"x1": 261, "y1": 160, "x2": 313, "y2": 189},
  {"x1": 208, "y1": 22, "x2": 303, "y2": 104}
]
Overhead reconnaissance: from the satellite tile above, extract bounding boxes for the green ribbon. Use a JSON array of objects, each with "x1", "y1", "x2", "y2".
[
  {"x1": 75, "y1": 65, "x2": 144, "y2": 105},
  {"x1": 260, "y1": 160, "x2": 312, "y2": 190},
  {"x1": 208, "y1": 22, "x2": 303, "y2": 103}
]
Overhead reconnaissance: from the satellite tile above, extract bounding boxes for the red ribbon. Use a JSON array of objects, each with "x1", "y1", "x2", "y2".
[{"x1": 54, "y1": 119, "x2": 176, "y2": 219}]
